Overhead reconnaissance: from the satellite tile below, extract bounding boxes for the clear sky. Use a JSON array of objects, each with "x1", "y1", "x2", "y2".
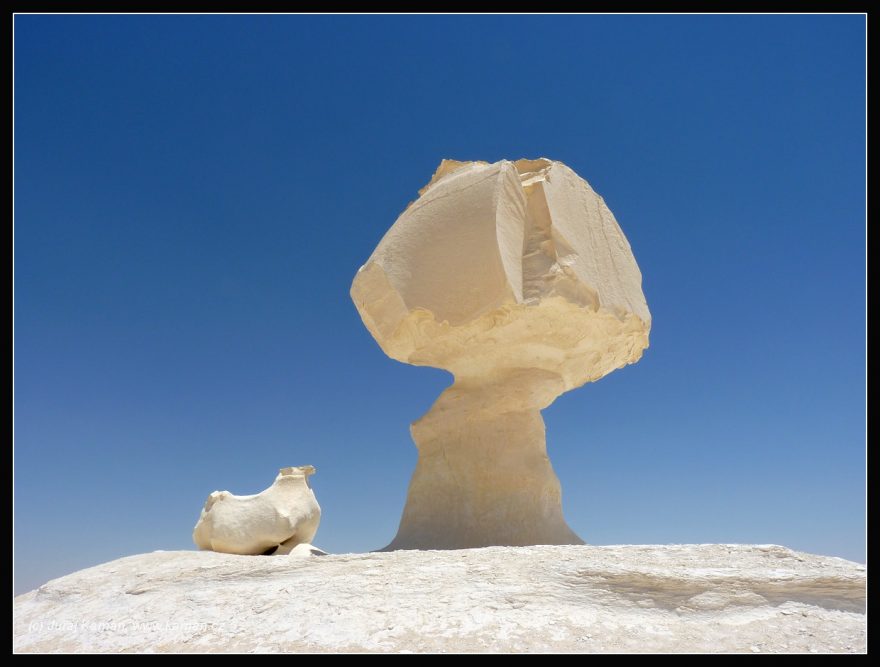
[{"x1": 13, "y1": 14, "x2": 865, "y2": 594}]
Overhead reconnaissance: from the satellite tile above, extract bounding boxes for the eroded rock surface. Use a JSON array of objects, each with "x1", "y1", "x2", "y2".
[{"x1": 13, "y1": 545, "x2": 865, "y2": 653}]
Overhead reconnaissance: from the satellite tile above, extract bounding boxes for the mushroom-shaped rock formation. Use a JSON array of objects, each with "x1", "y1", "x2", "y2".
[
  {"x1": 193, "y1": 466, "x2": 321, "y2": 555},
  {"x1": 351, "y1": 159, "x2": 651, "y2": 550}
]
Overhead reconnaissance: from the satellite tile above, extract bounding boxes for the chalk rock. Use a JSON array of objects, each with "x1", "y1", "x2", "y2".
[
  {"x1": 351, "y1": 159, "x2": 651, "y2": 549},
  {"x1": 279, "y1": 543, "x2": 328, "y2": 557},
  {"x1": 13, "y1": 545, "x2": 866, "y2": 653},
  {"x1": 193, "y1": 466, "x2": 320, "y2": 555}
]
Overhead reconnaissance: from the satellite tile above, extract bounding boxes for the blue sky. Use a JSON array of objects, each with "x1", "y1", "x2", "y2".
[{"x1": 14, "y1": 14, "x2": 865, "y2": 594}]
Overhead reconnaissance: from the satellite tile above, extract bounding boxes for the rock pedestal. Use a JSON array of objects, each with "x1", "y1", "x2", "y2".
[{"x1": 351, "y1": 159, "x2": 651, "y2": 549}]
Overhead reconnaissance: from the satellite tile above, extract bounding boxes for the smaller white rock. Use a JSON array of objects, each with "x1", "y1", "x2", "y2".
[
  {"x1": 193, "y1": 466, "x2": 321, "y2": 555},
  {"x1": 279, "y1": 543, "x2": 328, "y2": 557}
]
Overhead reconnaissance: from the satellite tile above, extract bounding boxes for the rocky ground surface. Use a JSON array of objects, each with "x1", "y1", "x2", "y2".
[{"x1": 13, "y1": 544, "x2": 866, "y2": 653}]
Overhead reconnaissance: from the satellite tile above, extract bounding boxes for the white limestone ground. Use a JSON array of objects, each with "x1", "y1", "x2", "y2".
[{"x1": 13, "y1": 544, "x2": 865, "y2": 653}]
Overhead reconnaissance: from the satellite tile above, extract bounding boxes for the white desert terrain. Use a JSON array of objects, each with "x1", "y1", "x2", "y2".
[
  {"x1": 14, "y1": 161, "x2": 863, "y2": 655},
  {"x1": 13, "y1": 544, "x2": 865, "y2": 653}
]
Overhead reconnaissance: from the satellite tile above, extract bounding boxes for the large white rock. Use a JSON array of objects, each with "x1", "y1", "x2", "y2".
[
  {"x1": 12, "y1": 545, "x2": 866, "y2": 653},
  {"x1": 192, "y1": 466, "x2": 320, "y2": 556},
  {"x1": 351, "y1": 158, "x2": 651, "y2": 549}
]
